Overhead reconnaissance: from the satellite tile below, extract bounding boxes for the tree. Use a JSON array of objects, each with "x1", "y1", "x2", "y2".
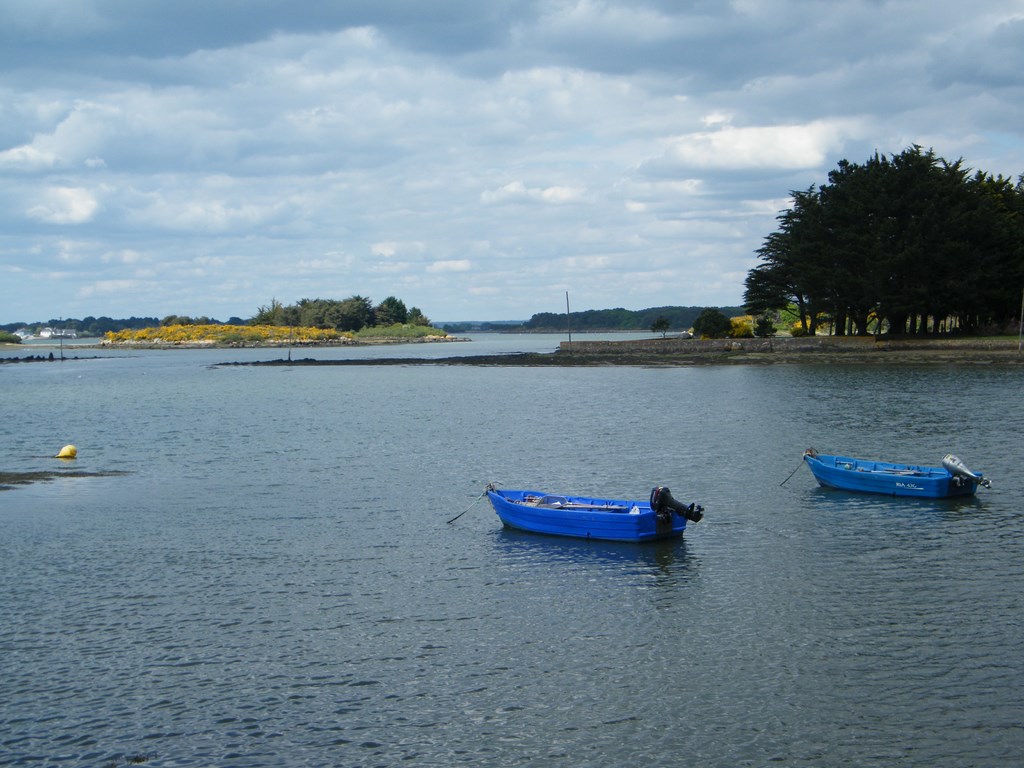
[
  {"x1": 279, "y1": 305, "x2": 301, "y2": 327},
  {"x1": 331, "y1": 296, "x2": 375, "y2": 331},
  {"x1": 374, "y1": 296, "x2": 408, "y2": 326},
  {"x1": 407, "y1": 307, "x2": 430, "y2": 326},
  {"x1": 295, "y1": 298, "x2": 327, "y2": 327},
  {"x1": 252, "y1": 295, "x2": 382, "y2": 331},
  {"x1": 651, "y1": 316, "x2": 670, "y2": 337},
  {"x1": 744, "y1": 187, "x2": 829, "y2": 335},
  {"x1": 753, "y1": 314, "x2": 776, "y2": 338},
  {"x1": 252, "y1": 299, "x2": 285, "y2": 325},
  {"x1": 692, "y1": 308, "x2": 732, "y2": 339}
]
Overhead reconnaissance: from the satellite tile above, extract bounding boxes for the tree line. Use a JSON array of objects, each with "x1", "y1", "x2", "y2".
[
  {"x1": 743, "y1": 146, "x2": 1024, "y2": 336},
  {"x1": 3, "y1": 294, "x2": 432, "y2": 338},
  {"x1": 1, "y1": 316, "x2": 165, "y2": 337},
  {"x1": 250, "y1": 296, "x2": 430, "y2": 332},
  {"x1": 516, "y1": 305, "x2": 744, "y2": 333}
]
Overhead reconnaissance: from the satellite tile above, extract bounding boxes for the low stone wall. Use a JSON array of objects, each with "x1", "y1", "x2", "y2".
[{"x1": 558, "y1": 336, "x2": 1019, "y2": 354}]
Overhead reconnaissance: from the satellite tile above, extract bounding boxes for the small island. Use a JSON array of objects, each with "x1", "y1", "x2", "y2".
[
  {"x1": 100, "y1": 296, "x2": 450, "y2": 348},
  {"x1": 2, "y1": 295, "x2": 458, "y2": 360},
  {"x1": 101, "y1": 321, "x2": 455, "y2": 348}
]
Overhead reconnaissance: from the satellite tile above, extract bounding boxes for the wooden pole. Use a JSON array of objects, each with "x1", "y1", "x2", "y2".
[
  {"x1": 565, "y1": 291, "x2": 572, "y2": 352},
  {"x1": 1018, "y1": 287, "x2": 1023, "y2": 354}
]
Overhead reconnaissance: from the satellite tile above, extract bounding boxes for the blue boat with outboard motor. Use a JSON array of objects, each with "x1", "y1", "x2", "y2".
[
  {"x1": 803, "y1": 449, "x2": 991, "y2": 498},
  {"x1": 485, "y1": 484, "x2": 704, "y2": 542}
]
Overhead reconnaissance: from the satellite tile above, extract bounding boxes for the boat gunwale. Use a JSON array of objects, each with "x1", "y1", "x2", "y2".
[{"x1": 808, "y1": 454, "x2": 950, "y2": 478}]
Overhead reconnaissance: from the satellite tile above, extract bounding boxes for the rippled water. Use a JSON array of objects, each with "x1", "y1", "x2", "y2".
[{"x1": 2, "y1": 337, "x2": 1023, "y2": 766}]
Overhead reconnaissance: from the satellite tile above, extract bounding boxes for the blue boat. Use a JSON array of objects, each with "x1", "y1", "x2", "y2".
[
  {"x1": 485, "y1": 484, "x2": 703, "y2": 542},
  {"x1": 803, "y1": 449, "x2": 991, "y2": 498}
]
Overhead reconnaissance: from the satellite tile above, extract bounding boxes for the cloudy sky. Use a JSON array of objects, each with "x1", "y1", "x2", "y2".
[{"x1": 2, "y1": 0, "x2": 1023, "y2": 324}]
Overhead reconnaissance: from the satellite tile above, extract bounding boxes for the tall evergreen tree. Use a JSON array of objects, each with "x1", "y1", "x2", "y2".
[{"x1": 744, "y1": 146, "x2": 1024, "y2": 336}]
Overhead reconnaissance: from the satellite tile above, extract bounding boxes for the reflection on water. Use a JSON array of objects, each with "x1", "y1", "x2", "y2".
[
  {"x1": 807, "y1": 484, "x2": 988, "y2": 516},
  {"x1": 492, "y1": 526, "x2": 694, "y2": 577}
]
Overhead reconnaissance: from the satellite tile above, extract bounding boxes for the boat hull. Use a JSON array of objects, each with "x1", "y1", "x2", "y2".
[
  {"x1": 487, "y1": 489, "x2": 687, "y2": 542},
  {"x1": 804, "y1": 453, "x2": 982, "y2": 498}
]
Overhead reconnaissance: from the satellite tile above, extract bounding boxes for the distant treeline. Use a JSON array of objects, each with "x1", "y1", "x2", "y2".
[
  {"x1": 1, "y1": 316, "x2": 179, "y2": 337},
  {"x1": 4, "y1": 295, "x2": 432, "y2": 337},
  {"x1": 7, "y1": 302, "x2": 739, "y2": 338},
  {"x1": 440, "y1": 306, "x2": 744, "y2": 333}
]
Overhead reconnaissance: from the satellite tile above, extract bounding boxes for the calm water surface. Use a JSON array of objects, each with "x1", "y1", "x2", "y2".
[{"x1": 2, "y1": 336, "x2": 1023, "y2": 766}]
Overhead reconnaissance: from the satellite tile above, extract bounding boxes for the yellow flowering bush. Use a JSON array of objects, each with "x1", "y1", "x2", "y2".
[
  {"x1": 104, "y1": 324, "x2": 351, "y2": 345},
  {"x1": 729, "y1": 316, "x2": 754, "y2": 338}
]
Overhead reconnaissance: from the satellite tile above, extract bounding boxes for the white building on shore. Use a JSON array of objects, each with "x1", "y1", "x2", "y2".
[{"x1": 35, "y1": 327, "x2": 78, "y2": 339}]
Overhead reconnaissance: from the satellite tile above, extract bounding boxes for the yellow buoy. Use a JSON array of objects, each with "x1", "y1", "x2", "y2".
[{"x1": 56, "y1": 444, "x2": 78, "y2": 459}]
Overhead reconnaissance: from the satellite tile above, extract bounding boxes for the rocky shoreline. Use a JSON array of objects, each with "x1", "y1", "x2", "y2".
[
  {"x1": 217, "y1": 337, "x2": 1024, "y2": 367},
  {"x1": 0, "y1": 352, "x2": 105, "y2": 364}
]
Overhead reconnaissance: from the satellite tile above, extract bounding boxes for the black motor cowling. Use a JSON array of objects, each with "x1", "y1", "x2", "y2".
[{"x1": 650, "y1": 486, "x2": 703, "y2": 523}]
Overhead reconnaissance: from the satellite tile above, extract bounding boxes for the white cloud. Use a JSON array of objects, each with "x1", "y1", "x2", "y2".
[
  {"x1": 649, "y1": 122, "x2": 854, "y2": 172},
  {"x1": 540, "y1": 186, "x2": 586, "y2": 203},
  {"x1": 427, "y1": 260, "x2": 472, "y2": 273},
  {"x1": 293, "y1": 257, "x2": 350, "y2": 272},
  {"x1": 372, "y1": 241, "x2": 426, "y2": 257},
  {"x1": 100, "y1": 249, "x2": 146, "y2": 264},
  {"x1": 78, "y1": 279, "x2": 149, "y2": 297},
  {"x1": 371, "y1": 242, "x2": 398, "y2": 258},
  {"x1": 481, "y1": 181, "x2": 587, "y2": 205},
  {"x1": 0, "y1": 144, "x2": 59, "y2": 171},
  {"x1": 26, "y1": 187, "x2": 100, "y2": 224},
  {"x1": 702, "y1": 112, "x2": 732, "y2": 128}
]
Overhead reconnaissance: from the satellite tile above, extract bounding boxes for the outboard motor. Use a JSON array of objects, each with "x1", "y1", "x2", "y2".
[
  {"x1": 941, "y1": 454, "x2": 992, "y2": 489},
  {"x1": 651, "y1": 486, "x2": 704, "y2": 522}
]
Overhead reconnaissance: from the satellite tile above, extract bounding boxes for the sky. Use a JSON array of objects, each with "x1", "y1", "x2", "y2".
[{"x1": 2, "y1": 1, "x2": 1023, "y2": 324}]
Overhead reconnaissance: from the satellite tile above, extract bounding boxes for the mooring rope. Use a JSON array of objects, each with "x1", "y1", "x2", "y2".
[
  {"x1": 779, "y1": 459, "x2": 805, "y2": 487},
  {"x1": 446, "y1": 487, "x2": 491, "y2": 524}
]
